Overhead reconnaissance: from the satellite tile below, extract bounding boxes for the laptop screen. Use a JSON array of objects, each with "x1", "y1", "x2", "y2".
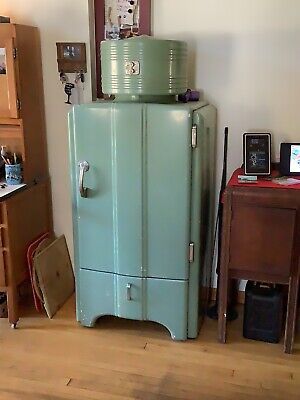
[{"x1": 290, "y1": 145, "x2": 300, "y2": 173}]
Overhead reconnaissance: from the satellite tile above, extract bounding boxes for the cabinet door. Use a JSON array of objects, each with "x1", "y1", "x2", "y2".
[
  {"x1": 69, "y1": 103, "x2": 143, "y2": 277},
  {"x1": 0, "y1": 38, "x2": 18, "y2": 118},
  {"x1": 146, "y1": 105, "x2": 192, "y2": 280},
  {"x1": 5, "y1": 183, "x2": 50, "y2": 286},
  {"x1": 229, "y1": 203, "x2": 296, "y2": 278}
]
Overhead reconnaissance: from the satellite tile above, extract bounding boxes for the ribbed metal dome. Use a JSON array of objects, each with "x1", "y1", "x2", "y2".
[{"x1": 101, "y1": 36, "x2": 188, "y2": 101}]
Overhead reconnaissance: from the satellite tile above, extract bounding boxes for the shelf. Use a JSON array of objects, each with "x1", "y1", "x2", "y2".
[
  {"x1": 0, "y1": 118, "x2": 22, "y2": 126},
  {"x1": 0, "y1": 125, "x2": 22, "y2": 137}
]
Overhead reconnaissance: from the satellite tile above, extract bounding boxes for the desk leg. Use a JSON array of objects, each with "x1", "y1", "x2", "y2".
[
  {"x1": 218, "y1": 270, "x2": 228, "y2": 343},
  {"x1": 7, "y1": 285, "x2": 19, "y2": 328},
  {"x1": 217, "y1": 191, "x2": 232, "y2": 344},
  {"x1": 284, "y1": 274, "x2": 299, "y2": 354}
]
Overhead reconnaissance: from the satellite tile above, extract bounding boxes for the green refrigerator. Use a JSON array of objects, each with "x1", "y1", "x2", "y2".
[{"x1": 69, "y1": 100, "x2": 216, "y2": 340}]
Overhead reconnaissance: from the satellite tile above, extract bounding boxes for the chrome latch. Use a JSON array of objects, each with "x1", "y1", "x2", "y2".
[
  {"x1": 126, "y1": 283, "x2": 132, "y2": 301},
  {"x1": 189, "y1": 242, "x2": 195, "y2": 263},
  {"x1": 191, "y1": 125, "x2": 197, "y2": 148}
]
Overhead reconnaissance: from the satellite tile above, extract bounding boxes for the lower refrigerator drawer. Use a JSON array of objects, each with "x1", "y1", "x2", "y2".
[
  {"x1": 145, "y1": 276, "x2": 188, "y2": 340},
  {"x1": 77, "y1": 268, "x2": 189, "y2": 340}
]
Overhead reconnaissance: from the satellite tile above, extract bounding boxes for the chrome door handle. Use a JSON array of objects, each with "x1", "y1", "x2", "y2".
[
  {"x1": 78, "y1": 160, "x2": 89, "y2": 198},
  {"x1": 126, "y1": 283, "x2": 132, "y2": 301}
]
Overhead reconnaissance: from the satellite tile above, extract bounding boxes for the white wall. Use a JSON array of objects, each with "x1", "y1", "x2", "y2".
[
  {"x1": 153, "y1": 0, "x2": 300, "y2": 174},
  {"x1": 0, "y1": 1, "x2": 299, "y2": 274}
]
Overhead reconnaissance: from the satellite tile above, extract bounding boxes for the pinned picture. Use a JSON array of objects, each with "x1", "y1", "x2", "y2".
[
  {"x1": 105, "y1": 0, "x2": 140, "y2": 40},
  {"x1": 63, "y1": 45, "x2": 81, "y2": 60},
  {"x1": 0, "y1": 48, "x2": 6, "y2": 74}
]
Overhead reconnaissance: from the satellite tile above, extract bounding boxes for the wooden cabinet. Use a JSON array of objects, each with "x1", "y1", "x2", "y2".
[
  {"x1": 0, "y1": 24, "x2": 48, "y2": 183},
  {"x1": 0, "y1": 27, "x2": 18, "y2": 119},
  {"x1": 0, "y1": 24, "x2": 52, "y2": 327},
  {"x1": 0, "y1": 183, "x2": 51, "y2": 325},
  {"x1": 218, "y1": 183, "x2": 300, "y2": 353}
]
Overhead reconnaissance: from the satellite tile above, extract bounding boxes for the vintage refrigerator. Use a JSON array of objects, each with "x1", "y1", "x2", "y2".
[{"x1": 68, "y1": 37, "x2": 216, "y2": 340}]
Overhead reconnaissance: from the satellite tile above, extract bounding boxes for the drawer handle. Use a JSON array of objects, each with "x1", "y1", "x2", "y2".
[{"x1": 126, "y1": 283, "x2": 132, "y2": 301}]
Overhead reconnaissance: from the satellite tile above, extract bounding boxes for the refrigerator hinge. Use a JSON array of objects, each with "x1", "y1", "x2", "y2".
[
  {"x1": 191, "y1": 125, "x2": 197, "y2": 148},
  {"x1": 188, "y1": 242, "x2": 195, "y2": 263},
  {"x1": 16, "y1": 98, "x2": 21, "y2": 110},
  {"x1": 13, "y1": 47, "x2": 18, "y2": 59}
]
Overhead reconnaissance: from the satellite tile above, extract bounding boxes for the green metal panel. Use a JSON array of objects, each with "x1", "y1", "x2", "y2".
[
  {"x1": 101, "y1": 36, "x2": 187, "y2": 98},
  {"x1": 78, "y1": 268, "x2": 115, "y2": 326},
  {"x1": 69, "y1": 104, "x2": 115, "y2": 275},
  {"x1": 68, "y1": 109, "x2": 81, "y2": 319},
  {"x1": 186, "y1": 110, "x2": 205, "y2": 338},
  {"x1": 113, "y1": 104, "x2": 143, "y2": 277},
  {"x1": 69, "y1": 103, "x2": 143, "y2": 277},
  {"x1": 146, "y1": 277, "x2": 188, "y2": 340},
  {"x1": 187, "y1": 104, "x2": 217, "y2": 338},
  {"x1": 146, "y1": 104, "x2": 192, "y2": 280},
  {"x1": 78, "y1": 268, "x2": 189, "y2": 340}
]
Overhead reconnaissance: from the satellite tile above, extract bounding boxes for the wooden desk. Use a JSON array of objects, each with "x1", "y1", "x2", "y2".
[{"x1": 218, "y1": 169, "x2": 300, "y2": 353}]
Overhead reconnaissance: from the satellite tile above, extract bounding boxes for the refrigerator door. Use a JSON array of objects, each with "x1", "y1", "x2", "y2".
[
  {"x1": 69, "y1": 103, "x2": 143, "y2": 277},
  {"x1": 146, "y1": 105, "x2": 192, "y2": 280}
]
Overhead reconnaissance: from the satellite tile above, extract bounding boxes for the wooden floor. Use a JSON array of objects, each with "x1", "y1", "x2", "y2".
[{"x1": 0, "y1": 296, "x2": 299, "y2": 400}]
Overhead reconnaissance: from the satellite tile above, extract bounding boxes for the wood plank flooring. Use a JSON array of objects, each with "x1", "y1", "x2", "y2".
[{"x1": 0, "y1": 296, "x2": 299, "y2": 400}]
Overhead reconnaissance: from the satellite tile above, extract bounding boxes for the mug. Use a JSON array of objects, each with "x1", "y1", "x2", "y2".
[{"x1": 5, "y1": 163, "x2": 22, "y2": 185}]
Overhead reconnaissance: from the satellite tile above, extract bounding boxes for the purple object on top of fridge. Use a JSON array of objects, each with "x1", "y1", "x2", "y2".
[{"x1": 178, "y1": 89, "x2": 200, "y2": 103}]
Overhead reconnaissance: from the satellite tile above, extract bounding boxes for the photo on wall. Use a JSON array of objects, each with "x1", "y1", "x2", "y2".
[
  {"x1": 0, "y1": 48, "x2": 6, "y2": 74},
  {"x1": 105, "y1": 0, "x2": 140, "y2": 40}
]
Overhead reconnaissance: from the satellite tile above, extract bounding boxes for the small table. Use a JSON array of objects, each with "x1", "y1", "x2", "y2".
[{"x1": 218, "y1": 168, "x2": 300, "y2": 353}]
